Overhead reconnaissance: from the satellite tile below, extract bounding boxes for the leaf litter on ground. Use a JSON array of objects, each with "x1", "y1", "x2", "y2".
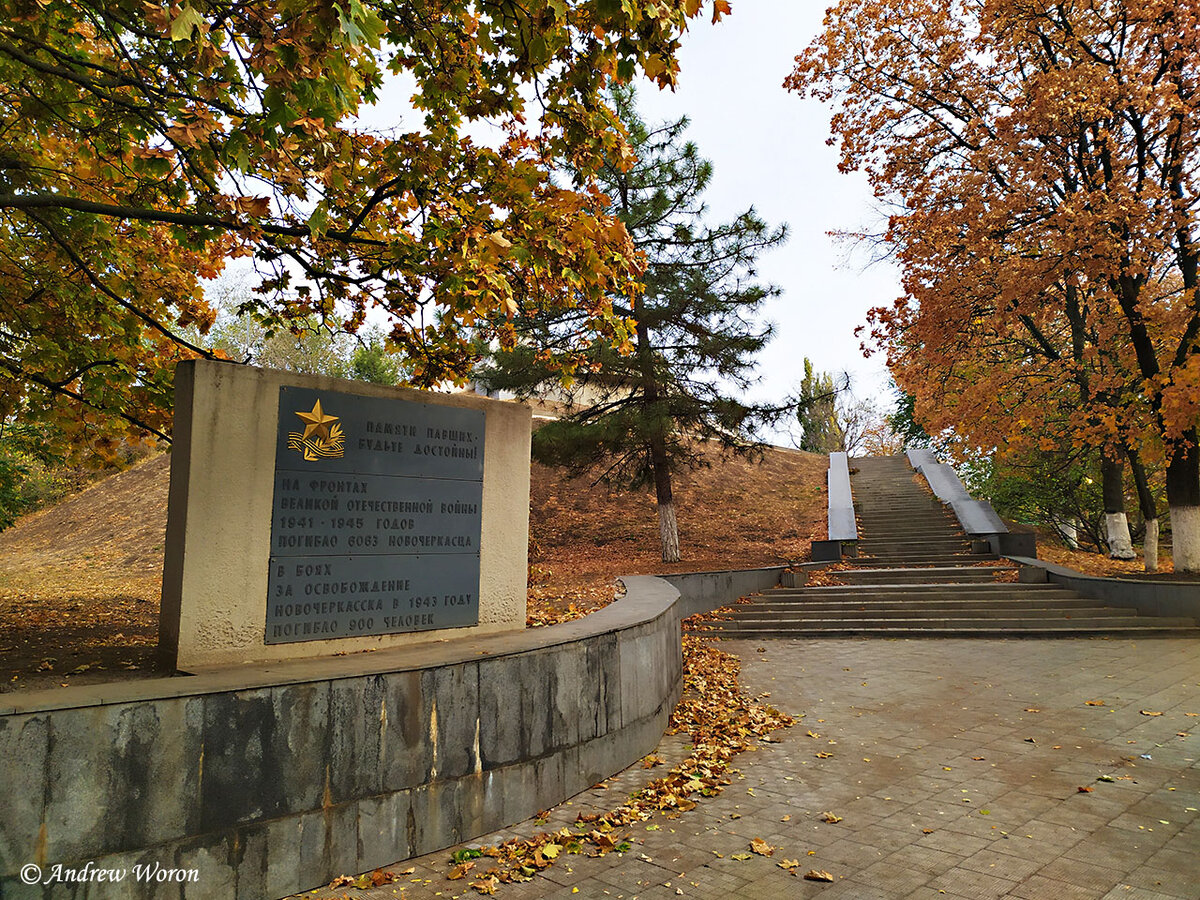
[{"x1": 414, "y1": 634, "x2": 795, "y2": 892}]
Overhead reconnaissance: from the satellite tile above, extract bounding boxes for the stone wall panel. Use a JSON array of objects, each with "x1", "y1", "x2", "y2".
[{"x1": 0, "y1": 565, "x2": 778, "y2": 899}]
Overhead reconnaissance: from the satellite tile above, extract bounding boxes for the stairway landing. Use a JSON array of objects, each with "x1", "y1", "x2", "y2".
[{"x1": 704, "y1": 455, "x2": 1198, "y2": 638}]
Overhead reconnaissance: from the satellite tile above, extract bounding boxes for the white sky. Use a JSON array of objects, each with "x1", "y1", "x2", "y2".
[{"x1": 631, "y1": 1, "x2": 901, "y2": 411}]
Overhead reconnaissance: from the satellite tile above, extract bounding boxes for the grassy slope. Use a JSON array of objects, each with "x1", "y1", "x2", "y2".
[{"x1": 0, "y1": 443, "x2": 828, "y2": 691}]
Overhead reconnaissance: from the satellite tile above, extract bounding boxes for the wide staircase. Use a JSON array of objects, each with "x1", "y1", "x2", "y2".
[{"x1": 706, "y1": 455, "x2": 1199, "y2": 638}]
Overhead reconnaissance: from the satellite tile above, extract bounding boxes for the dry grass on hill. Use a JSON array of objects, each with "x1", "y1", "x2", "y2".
[
  {"x1": 0, "y1": 453, "x2": 169, "y2": 692},
  {"x1": 0, "y1": 442, "x2": 828, "y2": 692},
  {"x1": 527, "y1": 447, "x2": 828, "y2": 623},
  {"x1": 1035, "y1": 538, "x2": 1178, "y2": 578}
]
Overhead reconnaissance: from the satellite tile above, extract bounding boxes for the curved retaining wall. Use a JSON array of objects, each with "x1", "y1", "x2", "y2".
[
  {"x1": 0, "y1": 569, "x2": 777, "y2": 899},
  {"x1": 662, "y1": 567, "x2": 787, "y2": 619}
]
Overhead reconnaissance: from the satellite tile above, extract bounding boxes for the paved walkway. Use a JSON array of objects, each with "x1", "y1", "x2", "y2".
[{"x1": 322, "y1": 637, "x2": 1200, "y2": 900}]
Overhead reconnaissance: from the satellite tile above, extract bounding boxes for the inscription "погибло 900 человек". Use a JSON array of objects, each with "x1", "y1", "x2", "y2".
[{"x1": 265, "y1": 386, "x2": 484, "y2": 644}]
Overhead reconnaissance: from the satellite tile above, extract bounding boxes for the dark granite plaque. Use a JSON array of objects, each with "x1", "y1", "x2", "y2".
[{"x1": 266, "y1": 386, "x2": 484, "y2": 643}]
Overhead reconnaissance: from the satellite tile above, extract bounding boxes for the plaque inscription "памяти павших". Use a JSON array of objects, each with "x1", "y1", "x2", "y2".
[{"x1": 265, "y1": 385, "x2": 484, "y2": 644}]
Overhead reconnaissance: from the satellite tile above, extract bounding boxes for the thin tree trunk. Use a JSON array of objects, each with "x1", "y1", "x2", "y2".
[
  {"x1": 1101, "y1": 454, "x2": 1135, "y2": 560},
  {"x1": 1166, "y1": 429, "x2": 1200, "y2": 573},
  {"x1": 652, "y1": 439, "x2": 680, "y2": 563},
  {"x1": 1059, "y1": 519, "x2": 1079, "y2": 550},
  {"x1": 1125, "y1": 445, "x2": 1159, "y2": 573}
]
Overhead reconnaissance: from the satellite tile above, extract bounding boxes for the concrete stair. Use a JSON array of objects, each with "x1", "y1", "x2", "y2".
[{"x1": 704, "y1": 454, "x2": 1199, "y2": 638}]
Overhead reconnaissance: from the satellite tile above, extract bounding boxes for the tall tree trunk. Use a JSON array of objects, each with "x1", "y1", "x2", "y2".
[
  {"x1": 633, "y1": 294, "x2": 680, "y2": 563},
  {"x1": 1166, "y1": 429, "x2": 1200, "y2": 573},
  {"x1": 1101, "y1": 454, "x2": 1135, "y2": 560},
  {"x1": 1125, "y1": 445, "x2": 1159, "y2": 573}
]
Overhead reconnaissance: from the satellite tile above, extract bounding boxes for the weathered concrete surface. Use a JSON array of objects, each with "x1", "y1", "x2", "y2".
[
  {"x1": 0, "y1": 575, "x2": 688, "y2": 899},
  {"x1": 827, "y1": 451, "x2": 857, "y2": 542},
  {"x1": 0, "y1": 563, "x2": 791, "y2": 900},
  {"x1": 662, "y1": 567, "x2": 784, "y2": 619},
  {"x1": 1010, "y1": 556, "x2": 1200, "y2": 621}
]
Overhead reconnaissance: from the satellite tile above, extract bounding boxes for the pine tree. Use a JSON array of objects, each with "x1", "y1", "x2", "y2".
[{"x1": 481, "y1": 86, "x2": 788, "y2": 562}]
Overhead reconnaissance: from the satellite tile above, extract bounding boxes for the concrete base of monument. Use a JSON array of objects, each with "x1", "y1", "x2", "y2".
[{"x1": 0, "y1": 567, "x2": 785, "y2": 900}]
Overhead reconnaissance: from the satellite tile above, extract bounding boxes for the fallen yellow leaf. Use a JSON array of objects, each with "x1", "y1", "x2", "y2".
[
  {"x1": 750, "y1": 838, "x2": 775, "y2": 856},
  {"x1": 448, "y1": 862, "x2": 475, "y2": 880},
  {"x1": 470, "y1": 876, "x2": 499, "y2": 895}
]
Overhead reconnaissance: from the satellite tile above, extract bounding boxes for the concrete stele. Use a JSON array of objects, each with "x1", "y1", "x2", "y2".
[{"x1": 159, "y1": 360, "x2": 530, "y2": 669}]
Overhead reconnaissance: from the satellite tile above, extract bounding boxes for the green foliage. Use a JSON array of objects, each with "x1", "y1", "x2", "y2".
[
  {"x1": 960, "y1": 450, "x2": 1108, "y2": 549},
  {"x1": 350, "y1": 339, "x2": 402, "y2": 386},
  {"x1": 796, "y1": 360, "x2": 844, "y2": 454},
  {"x1": 482, "y1": 85, "x2": 789, "y2": 490},
  {"x1": 888, "y1": 389, "x2": 934, "y2": 450},
  {"x1": 204, "y1": 281, "x2": 403, "y2": 384},
  {"x1": 0, "y1": 422, "x2": 67, "y2": 530}
]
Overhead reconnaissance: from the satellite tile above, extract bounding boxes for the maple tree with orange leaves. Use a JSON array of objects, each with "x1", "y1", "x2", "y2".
[
  {"x1": 0, "y1": 0, "x2": 732, "y2": 455},
  {"x1": 788, "y1": 0, "x2": 1200, "y2": 571}
]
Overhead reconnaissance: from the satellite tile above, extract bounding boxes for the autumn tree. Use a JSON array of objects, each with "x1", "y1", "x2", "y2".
[
  {"x1": 0, "y1": 0, "x2": 732, "y2": 453},
  {"x1": 789, "y1": 0, "x2": 1200, "y2": 571},
  {"x1": 480, "y1": 85, "x2": 788, "y2": 563}
]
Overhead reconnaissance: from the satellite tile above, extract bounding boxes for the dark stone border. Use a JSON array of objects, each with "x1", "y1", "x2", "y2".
[
  {"x1": 0, "y1": 567, "x2": 782, "y2": 900},
  {"x1": 1006, "y1": 555, "x2": 1200, "y2": 620},
  {"x1": 661, "y1": 567, "x2": 787, "y2": 619}
]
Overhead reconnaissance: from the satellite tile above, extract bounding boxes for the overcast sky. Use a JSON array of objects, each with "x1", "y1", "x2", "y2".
[{"x1": 631, "y1": 2, "x2": 901, "y2": 411}]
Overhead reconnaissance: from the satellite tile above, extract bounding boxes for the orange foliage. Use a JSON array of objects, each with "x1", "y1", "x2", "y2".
[
  {"x1": 1, "y1": 0, "x2": 726, "y2": 443},
  {"x1": 787, "y1": 0, "x2": 1200, "y2": 549}
]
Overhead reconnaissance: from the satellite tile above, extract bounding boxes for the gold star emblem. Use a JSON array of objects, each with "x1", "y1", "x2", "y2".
[{"x1": 295, "y1": 399, "x2": 338, "y2": 442}]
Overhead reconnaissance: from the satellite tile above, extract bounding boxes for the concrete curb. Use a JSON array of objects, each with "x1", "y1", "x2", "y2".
[{"x1": 906, "y1": 451, "x2": 1036, "y2": 557}]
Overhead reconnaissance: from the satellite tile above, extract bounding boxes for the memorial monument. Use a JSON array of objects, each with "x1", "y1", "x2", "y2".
[{"x1": 160, "y1": 360, "x2": 530, "y2": 669}]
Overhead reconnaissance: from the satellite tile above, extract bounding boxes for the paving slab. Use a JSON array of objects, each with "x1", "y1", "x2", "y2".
[{"x1": 301, "y1": 636, "x2": 1200, "y2": 899}]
